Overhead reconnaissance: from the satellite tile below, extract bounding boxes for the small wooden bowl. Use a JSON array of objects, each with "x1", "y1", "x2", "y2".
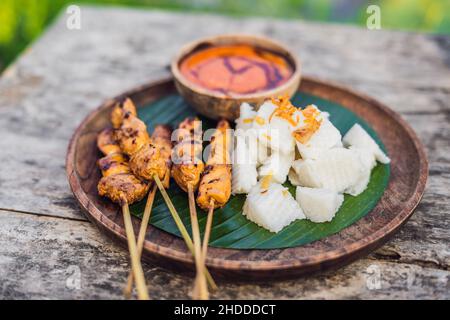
[{"x1": 171, "y1": 34, "x2": 302, "y2": 120}]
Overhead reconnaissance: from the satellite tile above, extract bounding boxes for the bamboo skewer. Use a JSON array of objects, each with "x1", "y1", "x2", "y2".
[
  {"x1": 122, "y1": 203, "x2": 150, "y2": 300},
  {"x1": 188, "y1": 185, "x2": 208, "y2": 300},
  {"x1": 202, "y1": 199, "x2": 215, "y2": 265},
  {"x1": 170, "y1": 117, "x2": 213, "y2": 298},
  {"x1": 105, "y1": 101, "x2": 219, "y2": 299},
  {"x1": 195, "y1": 119, "x2": 231, "y2": 297},
  {"x1": 153, "y1": 175, "x2": 217, "y2": 291},
  {"x1": 96, "y1": 126, "x2": 150, "y2": 300},
  {"x1": 123, "y1": 183, "x2": 157, "y2": 299}
]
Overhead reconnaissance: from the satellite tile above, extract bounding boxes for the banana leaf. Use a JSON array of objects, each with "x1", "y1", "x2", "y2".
[{"x1": 131, "y1": 92, "x2": 390, "y2": 249}]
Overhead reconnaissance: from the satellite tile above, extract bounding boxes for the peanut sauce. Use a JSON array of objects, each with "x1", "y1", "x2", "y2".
[{"x1": 180, "y1": 44, "x2": 294, "y2": 96}]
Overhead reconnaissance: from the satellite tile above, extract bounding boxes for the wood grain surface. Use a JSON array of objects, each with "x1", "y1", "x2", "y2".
[{"x1": 0, "y1": 7, "x2": 448, "y2": 299}]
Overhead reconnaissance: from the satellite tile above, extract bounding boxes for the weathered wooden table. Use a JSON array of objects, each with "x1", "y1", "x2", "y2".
[{"x1": 0, "y1": 7, "x2": 448, "y2": 299}]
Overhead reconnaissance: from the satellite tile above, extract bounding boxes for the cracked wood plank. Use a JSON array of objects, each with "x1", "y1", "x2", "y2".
[
  {"x1": 0, "y1": 210, "x2": 448, "y2": 299},
  {"x1": 0, "y1": 7, "x2": 449, "y2": 298}
]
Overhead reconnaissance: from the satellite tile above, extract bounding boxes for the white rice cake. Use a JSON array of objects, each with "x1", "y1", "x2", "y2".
[
  {"x1": 342, "y1": 123, "x2": 390, "y2": 164},
  {"x1": 344, "y1": 146, "x2": 377, "y2": 196},
  {"x1": 252, "y1": 101, "x2": 277, "y2": 129},
  {"x1": 232, "y1": 164, "x2": 258, "y2": 194},
  {"x1": 235, "y1": 102, "x2": 270, "y2": 165},
  {"x1": 235, "y1": 102, "x2": 256, "y2": 132},
  {"x1": 232, "y1": 134, "x2": 258, "y2": 194},
  {"x1": 259, "y1": 116, "x2": 296, "y2": 154},
  {"x1": 243, "y1": 182, "x2": 305, "y2": 233},
  {"x1": 288, "y1": 168, "x2": 302, "y2": 186},
  {"x1": 292, "y1": 148, "x2": 367, "y2": 194},
  {"x1": 296, "y1": 187, "x2": 344, "y2": 223},
  {"x1": 252, "y1": 100, "x2": 298, "y2": 155},
  {"x1": 248, "y1": 130, "x2": 271, "y2": 166},
  {"x1": 296, "y1": 119, "x2": 342, "y2": 159},
  {"x1": 258, "y1": 151, "x2": 294, "y2": 184}
]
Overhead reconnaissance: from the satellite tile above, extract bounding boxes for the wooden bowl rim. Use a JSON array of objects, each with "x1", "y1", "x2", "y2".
[
  {"x1": 170, "y1": 34, "x2": 302, "y2": 100},
  {"x1": 66, "y1": 76, "x2": 428, "y2": 273}
]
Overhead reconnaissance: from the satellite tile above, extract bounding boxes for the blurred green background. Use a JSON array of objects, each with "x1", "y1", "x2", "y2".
[{"x1": 1, "y1": 0, "x2": 449, "y2": 71}]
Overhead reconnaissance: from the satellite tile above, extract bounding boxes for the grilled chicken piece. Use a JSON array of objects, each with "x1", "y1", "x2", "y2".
[
  {"x1": 206, "y1": 119, "x2": 232, "y2": 166},
  {"x1": 113, "y1": 100, "x2": 170, "y2": 184},
  {"x1": 173, "y1": 117, "x2": 203, "y2": 158},
  {"x1": 172, "y1": 162, "x2": 205, "y2": 192},
  {"x1": 98, "y1": 153, "x2": 130, "y2": 177},
  {"x1": 196, "y1": 119, "x2": 232, "y2": 210},
  {"x1": 97, "y1": 128, "x2": 122, "y2": 155},
  {"x1": 152, "y1": 125, "x2": 173, "y2": 165},
  {"x1": 114, "y1": 114, "x2": 150, "y2": 156},
  {"x1": 98, "y1": 174, "x2": 149, "y2": 206},
  {"x1": 111, "y1": 98, "x2": 137, "y2": 129},
  {"x1": 129, "y1": 142, "x2": 167, "y2": 181},
  {"x1": 196, "y1": 164, "x2": 231, "y2": 210},
  {"x1": 171, "y1": 117, "x2": 205, "y2": 192},
  {"x1": 152, "y1": 125, "x2": 173, "y2": 188},
  {"x1": 96, "y1": 127, "x2": 149, "y2": 205}
]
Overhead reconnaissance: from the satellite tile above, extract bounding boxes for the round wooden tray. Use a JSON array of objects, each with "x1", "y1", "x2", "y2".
[{"x1": 66, "y1": 76, "x2": 428, "y2": 280}]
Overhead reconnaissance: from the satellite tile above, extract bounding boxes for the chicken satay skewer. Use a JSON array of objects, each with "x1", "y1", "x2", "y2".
[
  {"x1": 197, "y1": 120, "x2": 232, "y2": 274},
  {"x1": 124, "y1": 125, "x2": 172, "y2": 298},
  {"x1": 111, "y1": 99, "x2": 156, "y2": 298},
  {"x1": 96, "y1": 128, "x2": 149, "y2": 300},
  {"x1": 171, "y1": 117, "x2": 208, "y2": 299},
  {"x1": 114, "y1": 103, "x2": 216, "y2": 292}
]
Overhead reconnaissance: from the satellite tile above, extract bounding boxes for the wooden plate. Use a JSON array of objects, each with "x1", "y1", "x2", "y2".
[{"x1": 66, "y1": 76, "x2": 428, "y2": 280}]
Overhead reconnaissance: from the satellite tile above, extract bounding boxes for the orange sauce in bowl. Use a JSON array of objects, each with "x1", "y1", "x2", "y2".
[{"x1": 179, "y1": 44, "x2": 294, "y2": 96}]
